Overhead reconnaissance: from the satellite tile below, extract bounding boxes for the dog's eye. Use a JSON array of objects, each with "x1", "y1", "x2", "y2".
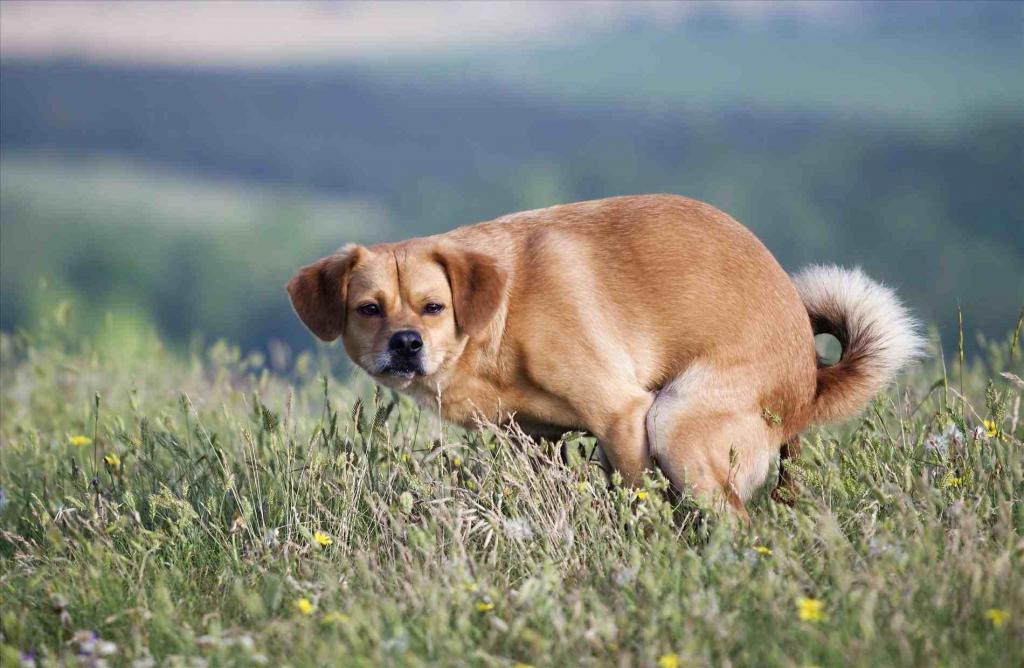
[
  {"x1": 357, "y1": 303, "x2": 382, "y2": 317},
  {"x1": 423, "y1": 303, "x2": 445, "y2": 315}
]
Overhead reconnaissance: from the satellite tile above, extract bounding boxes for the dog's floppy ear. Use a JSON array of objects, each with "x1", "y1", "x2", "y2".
[
  {"x1": 433, "y1": 244, "x2": 507, "y2": 338},
  {"x1": 287, "y1": 244, "x2": 365, "y2": 342}
]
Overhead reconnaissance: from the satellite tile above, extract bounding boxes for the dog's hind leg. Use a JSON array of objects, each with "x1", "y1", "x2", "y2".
[{"x1": 646, "y1": 363, "x2": 776, "y2": 517}]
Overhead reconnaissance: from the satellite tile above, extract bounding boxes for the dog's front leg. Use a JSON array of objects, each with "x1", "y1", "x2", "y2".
[{"x1": 587, "y1": 392, "x2": 657, "y2": 487}]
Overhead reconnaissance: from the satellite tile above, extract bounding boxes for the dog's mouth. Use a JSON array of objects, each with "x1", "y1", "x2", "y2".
[{"x1": 376, "y1": 361, "x2": 425, "y2": 379}]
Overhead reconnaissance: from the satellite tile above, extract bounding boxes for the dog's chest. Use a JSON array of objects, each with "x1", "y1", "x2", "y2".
[{"x1": 407, "y1": 370, "x2": 580, "y2": 435}]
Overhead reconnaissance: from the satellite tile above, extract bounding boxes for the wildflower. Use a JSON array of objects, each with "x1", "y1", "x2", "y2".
[
  {"x1": 658, "y1": 654, "x2": 680, "y2": 668},
  {"x1": 313, "y1": 531, "x2": 333, "y2": 547},
  {"x1": 452, "y1": 456, "x2": 462, "y2": 467},
  {"x1": 797, "y1": 597, "x2": 826, "y2": 622},
  {"x1": 322, "y1": 611, "x2": 350, "y2": 625},
  {"x1": 983, "y1": 419, "x2": 999, "y2": 438},
  {"x1": 635, "y1": 490, "x2": 649, "y2": 501},
  {"x1": 753, "y1": 545, "x2": 773, "y2": 557},
  {"x1": 575, "y1": 482, "x2": 589, "y2": 493},
  {"x1": 103, "y1": 453, "x2": 121, "y2": 469},
  {"x1": 925, "y1": 424, "x2": 963, "y2": 454},
  {"x1": 512, "y1": 663, "x2": 536, "y2": 668},
  {"x1": 69, "y1": 435, "x2": 92, "y2": 447},
  {"x1": 943, "y1": 474, "x2": 963, "y2": 489},
  {"x1": 196, "y1": 634, "x2": 220, "y2": 650},
  {"x1": 984, "y1": 608, "x2": 1009, "y2": 628},
  {"x1": 613, "y1": 565, "x2": 638, "y2": 587},
  {"x1": 475, "y1": 601, "x2": 494, "y2": 613},
  {"x1": 503, "y1": 517, "x2": 534, "y2": 542},
  {"x1": 294, "y1": 598, "x2": 315, "y2": 615},
  {"x1": 71, "y1": 630, "x2": 117, "y2": 656}
]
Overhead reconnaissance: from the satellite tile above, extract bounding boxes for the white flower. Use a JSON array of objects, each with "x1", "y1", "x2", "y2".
[
  {"x1": 867, "y1": 536, "x2": 890, "y2": 557},
  {"x1": 503, "y1": 517, "x2": 534, "y2": 542},
  {"x1": 96, "y1": 641, "x2": 118, "y2": 657},
  {"x1": 382, "y1": 631, "x2": 409, "y2": 654},
  {"x1": 924, "y1": 424, "x2": 963, "y2": 454},
  {"x1": 613, "y1": 565, "x2": 637, "y2": 587}
]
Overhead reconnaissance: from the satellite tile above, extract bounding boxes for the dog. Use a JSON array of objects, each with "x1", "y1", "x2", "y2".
[{"x1": 288, "y1": 195, "x2": 923, "y2": 515}]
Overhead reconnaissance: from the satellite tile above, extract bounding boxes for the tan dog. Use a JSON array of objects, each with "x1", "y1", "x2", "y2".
[{"x1": 288, "y1": 195, "x2": 922, "y2": 514}]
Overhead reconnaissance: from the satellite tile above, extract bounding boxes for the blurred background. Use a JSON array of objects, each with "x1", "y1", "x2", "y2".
[{"x1": 1, "y1": 0, "x2": 1021, "y2": 363}]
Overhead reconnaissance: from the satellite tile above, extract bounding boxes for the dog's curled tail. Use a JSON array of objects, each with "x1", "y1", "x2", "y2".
[{"x1": 794, "y1": 265, "x2": 925, "y2": 425}]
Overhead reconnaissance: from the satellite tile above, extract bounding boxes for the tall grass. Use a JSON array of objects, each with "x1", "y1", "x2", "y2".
[{"x1": 1, "y1": 308, "x2": 1021, "y2": 667}]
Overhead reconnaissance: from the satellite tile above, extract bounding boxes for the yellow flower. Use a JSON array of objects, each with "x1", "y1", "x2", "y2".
[
  {"x1": 797, "y1": 597, "x2": 826, "y2": 622},
  {"x1": 452, "y1": 456, "x2": 462, "y2": 467},
  {"x1": 657, "y1": 654, "x2": 680, "y2": 668},
  {"x1": 983, "y1": 419, "x2": 999, "y2": 438},
  {"x1": 984, "y1": 608, "x2": 1009, "y2": 628},
  {"x1": 576, "y1": 482, "x2": 589, "y2": 493},
  {"x1": 103, "y1": 453, "x2": 121, "y2": 468},
  {"x1": 294, "y1": 598, "x2": 315, "y2": 615},
  {"x1": 635, "y1": 490, "x2": 649, "y2": 501},
  {"x1": 753, "y1": 545, "x2": 773, "y2": 556},
  {"x1": 475, "y1": 601, "x2": 494, "y2": 613},
  {"x1": 512, "y1": 664, "x2": 535, "y2": 668},
  {"x1": 69, "y1": 435, "x2": 92, "y2": 447},
  {"x1": 322, "y1": 611, "x2": 350, "y2": 625},
  {"x1": 943, "y1": 475, "x2": 963, "y2": 489},
  {"x1": 313, "y1": 531, "x2": 333, "y2": 547}
]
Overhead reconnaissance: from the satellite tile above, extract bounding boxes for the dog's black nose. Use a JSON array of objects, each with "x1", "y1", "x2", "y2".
[{"x1": 388, "y1": 330, "x2": 423, "y2": 356}]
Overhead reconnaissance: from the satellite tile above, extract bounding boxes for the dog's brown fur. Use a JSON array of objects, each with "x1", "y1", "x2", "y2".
[{"x1": 289, "y1": 194, "x2": 921, "y2": 514}]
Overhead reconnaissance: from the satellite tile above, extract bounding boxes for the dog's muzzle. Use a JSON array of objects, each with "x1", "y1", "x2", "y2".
[{"x1": 378, "y1": 330, "x2": 425, "y2": 378}]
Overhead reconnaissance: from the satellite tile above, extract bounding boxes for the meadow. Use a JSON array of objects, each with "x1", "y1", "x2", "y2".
[
  {"x1": 1, "y1": 305, "x2": 1021, "y2": 667},
  {"x1": 2, "y1": 4, "x2": 1022, "y2": 666}
]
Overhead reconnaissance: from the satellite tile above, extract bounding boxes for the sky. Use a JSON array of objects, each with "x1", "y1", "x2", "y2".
[{"x1": 1, "y1": 1, "x2": 848, "y2": 66}]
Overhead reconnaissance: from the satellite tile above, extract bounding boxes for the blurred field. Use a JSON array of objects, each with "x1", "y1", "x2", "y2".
[
  {"x1": 1, "y1": 3, "x2": 1022, "y2": 358},
  {"x1": 0, "y1": 153, "x2": 394, "y2": 355},
  {"x1": 1, "y1": 305, "x2": 1022, "y2": 666}
]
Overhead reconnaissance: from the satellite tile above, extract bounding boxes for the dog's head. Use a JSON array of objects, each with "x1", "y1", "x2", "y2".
[{"x1": 287, "y1": 241, "x2": 507, "y2": 389}]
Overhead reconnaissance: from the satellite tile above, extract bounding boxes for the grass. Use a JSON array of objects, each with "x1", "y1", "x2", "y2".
[{"x1": 1, "y1": 309, "x2": 1022, "y2": 667}]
